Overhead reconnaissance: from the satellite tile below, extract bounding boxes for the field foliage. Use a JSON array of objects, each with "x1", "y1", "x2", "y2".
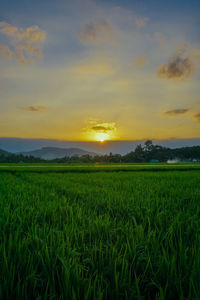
[{"x1": 0, "y1": 165, "x2": 200, "y2": 299}]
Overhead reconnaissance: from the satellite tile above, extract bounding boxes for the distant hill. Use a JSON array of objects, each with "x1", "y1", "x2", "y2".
[
  {"x1": 1, "y1": 137, "x2": 200, "y2": 155},
  {"x1": 19, "y1": 147, "x2": 98, "y2": 160},
  {"x1": 0, "y1": 149, "x2": 11, "y2": 156}
]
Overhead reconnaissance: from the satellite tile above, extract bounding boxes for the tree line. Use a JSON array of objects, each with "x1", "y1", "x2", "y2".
[{"x1": 1, "y1": 140, "x2": 200, "y2": 163}]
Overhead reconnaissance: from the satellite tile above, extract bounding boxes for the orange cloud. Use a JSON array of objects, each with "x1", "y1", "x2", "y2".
[
  {"x1": 0, "y1": 44, "x2": 13, "y2": 60},
  {"x1": 15, "y1": 51, "x2": 27, "y2": 65},
  {"x1": 0, "y1": 22, "x2": 46, "y2": 65}
]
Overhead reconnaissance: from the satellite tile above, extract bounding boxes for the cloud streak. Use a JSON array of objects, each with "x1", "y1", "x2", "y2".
[
  {"x1": 84, "y1": 121, "x2": 116, "y2": 133},
  {"x1": 17, "y1": 106, "x2": 47, "y2": 112},
  {"x1": 0, "y1": 22, "x2": 46, "y2": 65},
  {"x1": 164, "y1": 109, "x2": 190, "y2": 116},
  {"x1": 91, "y1": 123, "x2": 116, "y2": 133}
]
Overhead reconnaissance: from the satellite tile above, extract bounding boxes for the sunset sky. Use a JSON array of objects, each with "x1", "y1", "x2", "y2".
[{"x1": 1, "y1": 0, "x2": 200, "y2": 142}]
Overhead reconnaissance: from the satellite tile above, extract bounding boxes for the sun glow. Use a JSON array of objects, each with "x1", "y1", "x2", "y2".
[{"x1": 94, "y1": 132, "x2": 109, "y2": 142}]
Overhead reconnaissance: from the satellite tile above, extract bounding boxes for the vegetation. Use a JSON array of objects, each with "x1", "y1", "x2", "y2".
[
  {"x1": 123, "y1": 140, "x2": 200, "y2": 163},
  {"x1": 0, "y1": 153, "x2": 45, "y2": 163},
  {"x1": 1, "y1": 140, "x2": 200, "y2": 163},
  {"x1": 0, "y1": 166, "x2": 200, "y2": 299}
]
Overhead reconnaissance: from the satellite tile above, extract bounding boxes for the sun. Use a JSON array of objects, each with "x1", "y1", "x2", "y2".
[{"x1": 94, "y1": 132, "x2": 108, "y2": 142}]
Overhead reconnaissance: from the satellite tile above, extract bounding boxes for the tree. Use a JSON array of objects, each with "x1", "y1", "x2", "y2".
[
  {"x1": 144, "y1": 140, "x2": 153, "y2": 152},
  {"x1": 134, "y1": 144, "x2": 145, "y2": 162}
]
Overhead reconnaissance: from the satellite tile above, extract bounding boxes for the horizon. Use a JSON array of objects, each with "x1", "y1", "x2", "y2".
[
  {"x1": 1, "y1": 0, "x2": 200, "y2": 141},
  {"x1": 1, "y1": 136, "x2": 200, "y2": 155}
]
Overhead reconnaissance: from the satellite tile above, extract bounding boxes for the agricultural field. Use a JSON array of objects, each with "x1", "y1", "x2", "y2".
[{"x1": 0, "y1": 164, "x2": 200, "y2": 299}]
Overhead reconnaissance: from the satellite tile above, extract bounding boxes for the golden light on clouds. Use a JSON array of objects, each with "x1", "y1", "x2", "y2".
[
  {"x1": 83, "y1": 120, "x2": 117, "y2": 141},
  {"x1": 0, "y1": 22, "x2": 46, "y2": 65}
]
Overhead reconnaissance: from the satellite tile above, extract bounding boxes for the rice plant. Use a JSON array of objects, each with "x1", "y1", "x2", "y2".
[{"x1": 0, "y1": 166, "x2": 200, "y2": 299}]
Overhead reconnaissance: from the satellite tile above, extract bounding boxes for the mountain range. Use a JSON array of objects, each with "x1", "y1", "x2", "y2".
[
  {"x1": 18, "y1": 147, "x2": 97, "y2": 160},
  {"x1": 1, "y1": 137, "x2": 200, "y2": 155}
]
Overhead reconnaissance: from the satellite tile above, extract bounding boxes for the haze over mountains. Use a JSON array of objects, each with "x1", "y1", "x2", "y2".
[
  {"x1": 0, "y1": 137, "x2": 200, "y2": 156},
  {"x1": 19, "y1": 147, "x2": 97, "y2": 160}
]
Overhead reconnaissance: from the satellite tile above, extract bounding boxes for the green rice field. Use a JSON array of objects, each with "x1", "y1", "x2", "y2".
[{"x1": 0, "y1": 163, "x2": 200, "y2": 299}]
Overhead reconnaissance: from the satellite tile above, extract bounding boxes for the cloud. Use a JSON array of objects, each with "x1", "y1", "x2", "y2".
[
  {"x1": 84, "y1": 121, "x2": 116, "y2": 133},
  {"x1": 15, "y1": 51, "x2": 27, "y2": 65},
  {"x1": 157, "y1": 43, "x2": 200, "y2": 81},
  {"x1": 136, "y1": 56, "x2": 147, "y2": 67},
  {"x1": 78, "y1": 19, "x2": 114, "y2": 44},
  {"x1": 194, "y1": 113, "x2": 200, "y2": 122},
  {"x1": 135, "y1": 17, "x2": 148, "y2": 28},
  {"x1": 17, "y1": 106, "x2": 46, "y2": 112},
  {"x1": 0, "y1": 44, "x2": 13, "y2": 60},
  {"x1": 91, "y1": 123, "x2": 116, "y2": 133},
  {"x1": 0, "y1": 22, "x2": 18, "y2": 36},
  {"x1": 0, "y1": 22, "x2": 46, "y2": 65},
  {"x1": 157, "y1": 56, "x2": 193, "y2": 81},
  {"x1": 164, "y1": 109, "x2": 190, "y2": 116}
]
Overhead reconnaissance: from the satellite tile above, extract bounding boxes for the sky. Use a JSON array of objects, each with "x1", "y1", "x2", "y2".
[{"x1": 0, "y1": 0, "x2": 200, "y2": 143}]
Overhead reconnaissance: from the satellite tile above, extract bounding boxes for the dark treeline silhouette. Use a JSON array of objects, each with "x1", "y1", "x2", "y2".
[
  {"x1": 0, "y1": 153, "x2": 45, "y2": 163},
  {"x1": 1, "y1": 140, "x2": 200, "y2": 163}
]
